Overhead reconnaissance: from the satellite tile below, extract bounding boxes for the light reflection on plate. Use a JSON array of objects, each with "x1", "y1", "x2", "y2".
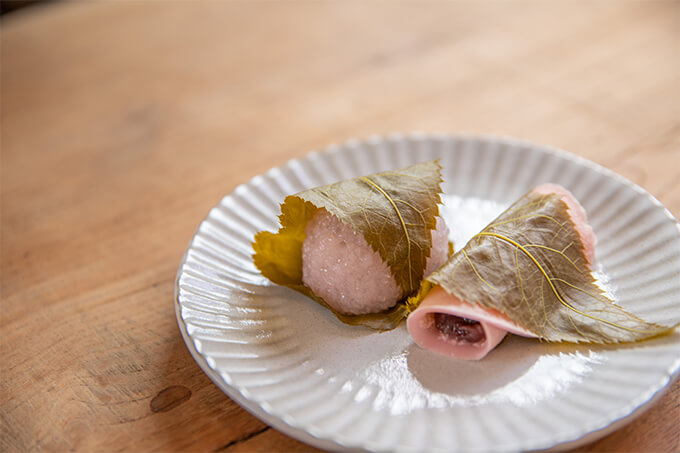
[{"x1": 359, "y1": 344, "x2": 604, "y2": 413}]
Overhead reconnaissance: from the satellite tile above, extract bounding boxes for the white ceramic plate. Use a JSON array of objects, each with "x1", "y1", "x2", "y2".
[{"x1": 175, "y1": 135, "x2": 680, "y2": 452}]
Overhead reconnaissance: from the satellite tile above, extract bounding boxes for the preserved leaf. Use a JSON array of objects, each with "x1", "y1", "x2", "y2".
[
  {"x1": 252, "y1": 161, "x2": 444, "y2": 329},
  {"x1": 424, "y1": 190, "x2": 673, "y2": 343}
]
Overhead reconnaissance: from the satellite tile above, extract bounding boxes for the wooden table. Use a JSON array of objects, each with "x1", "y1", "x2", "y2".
[{"x1": 2, "y1": 1, "x2": 678, "y2": 451}]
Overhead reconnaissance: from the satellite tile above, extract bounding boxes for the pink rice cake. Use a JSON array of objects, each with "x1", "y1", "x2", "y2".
[
  {"x1": 407, "y1": 286, "x2": 535, "y2": 360},
  {"x1": 302, "y1": 209, "x2": 449, "y2": 316}
]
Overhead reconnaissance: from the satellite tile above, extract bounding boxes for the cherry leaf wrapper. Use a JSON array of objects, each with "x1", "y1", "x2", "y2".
[
  {"x1": 253, "y1": 161, "x2": 444, "y2": 330},
  {"x1": 408, "y1": 184, "x2": 674, "y2": 359}
]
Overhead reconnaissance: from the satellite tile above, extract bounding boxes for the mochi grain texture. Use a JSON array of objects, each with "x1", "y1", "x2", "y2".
[{"x1": 302, "y1": 209, "x2": 449, "y2": 315}]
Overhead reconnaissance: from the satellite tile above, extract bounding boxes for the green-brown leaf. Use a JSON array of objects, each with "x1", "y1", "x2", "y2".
[
  {"x1": 426, "y1": 190, "x2": 673, "y2": 343},
  {"x1": 252, "y1": 160, "x2": 444, "y2": 329}
]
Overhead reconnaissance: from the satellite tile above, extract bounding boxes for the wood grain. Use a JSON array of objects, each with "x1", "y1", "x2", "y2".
[{"x1": 1, "y1": 1, "x2": 678, "y2": 452}]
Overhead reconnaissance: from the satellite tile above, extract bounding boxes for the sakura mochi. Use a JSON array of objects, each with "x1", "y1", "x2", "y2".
[
  {"x1": 253, "y1": 161, "x2": 447, "y2": 329},
  {"x1": 407, "y1": 184, "x2": 669, "y2": 360}
]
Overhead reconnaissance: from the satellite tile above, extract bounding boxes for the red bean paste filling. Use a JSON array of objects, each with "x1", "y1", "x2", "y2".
[{"x1": 433, "y1": 313, "x2": 485, "y2": 344}]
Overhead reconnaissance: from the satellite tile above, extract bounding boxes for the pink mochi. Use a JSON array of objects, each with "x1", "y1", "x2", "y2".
[
  {"x1": 302, "y1": 209, "x2": 450, "y2": 316},
  {"x1": 407, "y1": 184, "x2": 597, "y2": 360}
]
